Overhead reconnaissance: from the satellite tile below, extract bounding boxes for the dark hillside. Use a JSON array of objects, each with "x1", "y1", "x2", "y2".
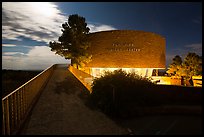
[{"x1": 2, "y1": 70, "x2": 42, "y2": 98}]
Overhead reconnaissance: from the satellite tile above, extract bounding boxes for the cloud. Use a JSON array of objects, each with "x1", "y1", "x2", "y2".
[
  {"x1": 2, "y1": 2, "x2": 117, "y2": 44},
  {"x1": 2, "y1": 46, "x2": 70, "y2": 70},
  {"x1": 183, "y1": 43, "x2": 202, "y2": 56},
  {"x1": 171, "y1": 43, "x2": 202, "y2": 57},
  {"x1": 2, "y1": 2, "x2": 67, "y2": 43},
  {"x1": 3, "y1": 52, "x2": 25, "y2": 56},
  {"x1": 185, "y1": 43, "x2": 202, "y2": 52},
  {"x1": 2, "y1": 2, "x2": 117, "y2": 70},
  {"x1": 2, "y1": 44, "x2": 16, "y2": 47},
  {"x1": 88, "y1": 24, "x2": 117, "y2": 33}
]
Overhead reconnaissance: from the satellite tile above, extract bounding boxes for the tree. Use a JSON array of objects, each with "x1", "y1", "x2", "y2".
[
  {"x1": 182, "y1": 53, "x2": 202, "y2": 78},
  {"x1": 166, "y1": 55, "x2": 182, "y2": 76},
  {"x1": 166, "y1": 52, "x2": 202, "y2": 86},
  {"x1": 49, "y1": 14, "x2": 91, "y2": 68}
]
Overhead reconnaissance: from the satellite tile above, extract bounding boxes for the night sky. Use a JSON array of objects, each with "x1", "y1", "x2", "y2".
[{"x1": 2, "y1": 2, "x2": 202, "y2": 70}]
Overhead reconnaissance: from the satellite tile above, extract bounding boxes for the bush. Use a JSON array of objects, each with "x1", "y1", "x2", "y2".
[
  {"x1": 87, "y1": 69, "x2": 202, "y2": 118},
  {"x1": 88, "y1": 69, "x2": 159, "y2": 117}
]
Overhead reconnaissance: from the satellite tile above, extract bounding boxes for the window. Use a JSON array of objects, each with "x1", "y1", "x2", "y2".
[{"x1": 95, "y1": 68, "x2": 100, "y2": 77}]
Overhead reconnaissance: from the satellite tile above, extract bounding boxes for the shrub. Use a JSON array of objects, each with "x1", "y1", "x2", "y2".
[
  {"x1": 88, "y1": 69, "x2": 158, "y2": 117},
  {"x1": 87, "y1": 69, "x2": 201, "y2": 118}
]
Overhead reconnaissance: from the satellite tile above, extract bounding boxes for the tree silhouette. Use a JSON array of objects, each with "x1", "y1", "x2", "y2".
[{"x1": 49, "y1": 14, "x2": 91, "y2": 68}]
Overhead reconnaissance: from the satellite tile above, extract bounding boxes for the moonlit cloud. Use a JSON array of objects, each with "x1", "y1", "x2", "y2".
[
  {"x1": 185, "y1": 43, "x2": 202, "y2": 52},
  {"x1": 3, "y1": 52, "x2": 25, "y2": 55},
  {"x1": 2, "y1": 2, "x2": 117, "y2": 43},
  {"x1": 28, "y1": 46, "x2": 60, "y2": 57},
  {"x1": 2, "y1": 46, "x2": 70, "y2": 70},
  {"x1": 2, "y1": 44, "x2": 17, "y2": 47},
  {"x1": 2, "y1": 2, "x2": 66, "y2": 43},
  {"x1": 88, "y1": 24, "x2": 117, "y2": 33},
  {"x1": 2, "y1": 2, "x2": 117, "y2": 70}
]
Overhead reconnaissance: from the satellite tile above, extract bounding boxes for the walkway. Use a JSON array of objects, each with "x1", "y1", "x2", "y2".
[{"x1": 20, "y1": 64, "x2": 127, "y2": 135}]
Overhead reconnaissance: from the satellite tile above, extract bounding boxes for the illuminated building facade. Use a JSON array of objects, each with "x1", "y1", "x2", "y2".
[{"x1": 82, "y1": 30, "x2": 166, "y2": 78}]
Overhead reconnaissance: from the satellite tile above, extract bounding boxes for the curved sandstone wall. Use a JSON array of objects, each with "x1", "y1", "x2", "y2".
[{"x1": 85, "y1": 30, "x2": 166, "y2": 68}]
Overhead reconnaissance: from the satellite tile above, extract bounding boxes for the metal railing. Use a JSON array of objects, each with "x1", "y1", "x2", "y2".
[{"x1": 2, "y1": 64, "x2": 56, "y2": 135}]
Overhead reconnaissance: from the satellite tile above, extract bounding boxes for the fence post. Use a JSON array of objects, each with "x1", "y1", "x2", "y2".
[{"x1": 5, "y1": 98, "x2": 11, "y2": 135}]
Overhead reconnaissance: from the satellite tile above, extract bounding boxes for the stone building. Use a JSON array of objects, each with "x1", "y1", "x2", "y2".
[{"x1": 81, "y1": 30, "x2": 166, "y2": 78}]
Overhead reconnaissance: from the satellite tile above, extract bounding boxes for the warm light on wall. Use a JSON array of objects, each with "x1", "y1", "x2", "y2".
[
  {"x1": 91, "y1": 68, "x2": 156, "y2": 78},
  {"x1": 151, "y1": 76, "x2": 171, "y2": 85}
]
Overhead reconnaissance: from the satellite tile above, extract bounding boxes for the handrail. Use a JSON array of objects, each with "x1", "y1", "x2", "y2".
[{"x1": 2, "y1": 64, "x2": 56, "y2": 135}]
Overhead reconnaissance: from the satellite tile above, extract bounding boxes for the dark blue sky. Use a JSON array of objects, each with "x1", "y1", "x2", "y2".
[
  {"x1": 56, "y1": 2, "x2": 202, "y2": 49},
  {"x1": 2, "y1": 2, "x2": 202, "y2": 70}
]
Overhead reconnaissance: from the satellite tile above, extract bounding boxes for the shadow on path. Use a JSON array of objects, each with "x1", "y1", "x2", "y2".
[{"x1": 19, "y1": 65, "x2": 127, "y2": 135}]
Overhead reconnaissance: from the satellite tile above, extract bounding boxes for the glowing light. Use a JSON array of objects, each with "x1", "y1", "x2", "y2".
[
  {"x1": 151, "y1": 76, "x2": 171, "y2": 85},
  {"x1": 91, "y1": 68, "x2": 156, "y2": 78},
  {"x1": 28, "y1": 2, "x2": 57, "y2": 17}
]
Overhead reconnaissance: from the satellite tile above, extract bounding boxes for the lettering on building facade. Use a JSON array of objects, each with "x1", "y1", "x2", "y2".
[{"x1": 106, "y1": 42, "x2": 141, "y2": 52}]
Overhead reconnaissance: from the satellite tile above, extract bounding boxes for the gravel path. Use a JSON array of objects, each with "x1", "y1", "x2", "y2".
[{"x1": 20, "y1": 64, "x2": 128, "y2": 135}]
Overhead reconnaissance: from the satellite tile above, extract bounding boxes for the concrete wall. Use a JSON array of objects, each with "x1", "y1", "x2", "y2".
[
  {"x1": 152, "y1": 76, "x2": 202, "y2": 87},
  {"x1": 69, "y1": 65, "x2": 93, "y2": 92}
]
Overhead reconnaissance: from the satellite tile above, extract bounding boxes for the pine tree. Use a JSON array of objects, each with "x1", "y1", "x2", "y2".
[
  {"x1": 166, "y1": 53, "x2": 202, "y2": 86},
  {"x1": 166, "y1": 55, "x2": 182, "y2": 76},
  {"x1": 49, "y1": 14, "x2": 91, "y2": 68}
]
